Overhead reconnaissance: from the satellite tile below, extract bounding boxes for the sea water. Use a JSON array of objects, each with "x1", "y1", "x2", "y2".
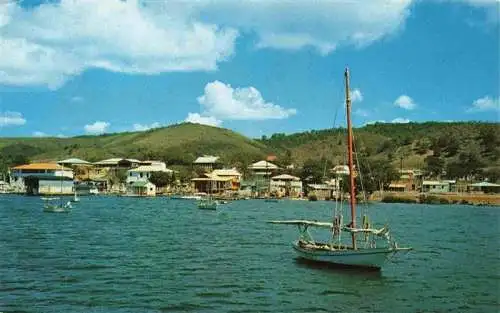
[{"x1": 0, "y1": 195, "x2": 498, "y2": 312}]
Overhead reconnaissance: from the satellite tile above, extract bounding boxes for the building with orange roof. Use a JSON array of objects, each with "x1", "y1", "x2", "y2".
[{"x1": 9, "y1": 163, "x2": 74, "y2": 195}]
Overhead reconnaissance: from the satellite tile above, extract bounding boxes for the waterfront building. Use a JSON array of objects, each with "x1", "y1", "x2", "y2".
[
  {"x1": 211, "y1": 168, "x2": 242, "y2": 191},
  {"x1": 191, "y1": 172, "x2": 232, "y2": 194},
  {"x1": 127, "y1": 181, "x2": 156, "y2": 197},
  {"x1": 422, "y1": 180, "x2": 454, "y2": 193},
  {"x1": 270, "y1": 174, "x2": 302, "y2": 198},
  {"x1": 126, "y1": 161, "x2": 172, "y2": 185},
  {"x1": 9, "y1": 163, "x2": 74, "y2": 195},
  {"x1": 306, "y1": 183, "x2": 334, "y2": 200}
]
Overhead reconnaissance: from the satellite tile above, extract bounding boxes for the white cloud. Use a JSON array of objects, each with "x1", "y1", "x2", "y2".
[
  {"x1": 132, "y1": 122, "x2": 161, "y2": 132},
  {"x1": 467, "y1": 95, "x2": 500, "y2": 112},
  {"x1": 185, "y1": 113, "x2": 222, "y2": 127},
  {"x1": 195, "y1": 0, "x2": 413, "y2": 54},
  {"x1": 70, "y1": 96, "x2": 84, "y2": 103},
  {"x1": 0, "y1": 111, "x2": 26, "y2": 127},
  {"x1": 32, "y1": 131, "x2": 48, "y2": 137},
  {"x1": 394, "y1": 95, "x2": 417, "y2": 110},
  {"x1": 84, "y1": 121, "x2": 109, "y2": 134},
  {"x1": 196, "y1": 81, "x2": 296, "y2": 120},
  {"x1": 391, "y1": 117, "x2": 411, "y2": 123},
  {"x1": 365, "y1": 120, "x2": 386, "y2": 125},
  {"x1": 351, "y1": 89, "x2": 363, "y2": 103},
  {"x1": 0, "y1": 0, "x2": 238, "y2": 88}
]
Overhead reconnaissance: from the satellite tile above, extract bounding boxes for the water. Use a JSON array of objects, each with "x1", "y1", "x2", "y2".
[{"x1": 0, "y1": 195, "x2": 499, "y2": 313}]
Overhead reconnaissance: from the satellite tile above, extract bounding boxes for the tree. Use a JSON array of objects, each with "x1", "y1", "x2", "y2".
[
  {"x1": 446, "y1": 151, "x2": 485, "y2": 180},
  {"x1": 357, "y1": 157, "x2": 399, "y2": 194},
  {"x1": 149, "y1": 171, "x2": 173, "y2": 187},
  {"x1": 109, "y1": 169, "x2": 127, "y2": 186},
  {"x1": 424, "y1": 155, "x2": 444, "y2": 178},
  {"x1": 300, "y1": 158, "x2": 325, "y2": 184}
]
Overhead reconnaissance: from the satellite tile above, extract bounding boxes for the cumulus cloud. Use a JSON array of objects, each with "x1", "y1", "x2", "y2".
[
  {"x1": 185, "y1": 113, "x2": 222, "y2": 127},
  {"x1": 394, "y1": 95, "x2": 417, "y2": 110},
  {"x1": 0, "y1": 0, "x2": 238, "y2": 88},
  {"x1": 195, "y1": 0, "x2": 413, "y2": 54},
  {"x1": 196, "y1": 81, "x2": 296, "y2": 120},
  {"x1": 32, "y1": 131, "x2": 48, "y2": 137},
  {"x1": 84, "y1": 121, "x2": 109, "y2": 134},
  {"x1": 391, "y1": 117, "x2": 411, "y2": 123},
  {"x1": 132, "y1": 122, "x2": 161, "y2": 131},
  {"x1": 351, "y1": 89, "x2": 363, "y2": 103},
  {"x1": 467, "y1": 95, "x2": 500, "y2": 112},
  {"x1": 0, "y1": 111, "x2": 26, "y2": 127}
]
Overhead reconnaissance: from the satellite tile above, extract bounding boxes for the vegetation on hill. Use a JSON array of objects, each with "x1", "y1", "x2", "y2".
[{"x1": 0, "y1": 121, "x2": 498, "y2": 188}]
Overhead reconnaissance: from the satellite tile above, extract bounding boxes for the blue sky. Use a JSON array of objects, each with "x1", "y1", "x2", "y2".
[{"x1": 0, "y1": 0, "x2": 498, "y2": 138}]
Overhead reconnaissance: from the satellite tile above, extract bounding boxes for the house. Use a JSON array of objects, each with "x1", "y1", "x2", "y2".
[
  {"x1": 393, "y1": 169, "x2": 423, "y2": 191},
  {"x1": 469, "y1": 181, "x2": 500, "y2": 193},
  {"x1": 211, "y1": 168, "x2": 242, "y2": 190},
  {"x1": 93, "y1": 158, "x2": 142, "y2": 170},
  {"x1": 58, "y1": 158, "x2": 92, "y2": 167},
  {"x1": 331, "y1": 165, "x2": 350, "y2": 176},
  {"x1": 307, "y1": 184, "x2": 334, "y2": 200},
  {"x1": 248, "y1": 160, "x2": 279, "y2": 178},
  {"x1": 127, "y1": 181, "x2": 156, "y2": 197},
  {"x1": 193, "y1": 155, "x2": 221, "y2": 171},
  {"x1": 270, "y1": 174, "x2": 302, "y2": 198},
  {"x1": 58, "y1": 158, "x2": 93, "y2": 181},
  {"x1": 126, "y1": 162, "x2": 172, "y2": 185},
  {"x1": 9, "y1": 163, "x2": 74, "y2": 195},
  {"x1": 422, "y1": 180, "x2": 453, "y2": 193},
  {"x1": 191, "y1": 173, "x2": 233, "y2": 194}
]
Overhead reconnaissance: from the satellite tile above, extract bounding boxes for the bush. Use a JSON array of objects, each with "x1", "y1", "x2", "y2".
[
  {"x1": 419, "y1": 194, "x2": 450, "y2": 204},
  {"x1": 381, "y1": 195, "x2": 417, "y2": 203},
  {"x1": 308, "y1": 194, "x2": 318, "y2": 201}
]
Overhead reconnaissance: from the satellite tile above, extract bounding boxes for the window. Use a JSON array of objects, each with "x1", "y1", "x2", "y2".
[{"x1": 140, "y1": 173, "x2": 143, "y2": 178}]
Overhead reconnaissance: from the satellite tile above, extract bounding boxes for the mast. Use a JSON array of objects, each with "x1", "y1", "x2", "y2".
[{"x1": 344, "y1": 67, "x2": 357, "y2": 250}]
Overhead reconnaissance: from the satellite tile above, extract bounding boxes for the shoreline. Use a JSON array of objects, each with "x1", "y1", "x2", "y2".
[{"x1": 371, "y1": 191, "x2": 500, "y2": 206}]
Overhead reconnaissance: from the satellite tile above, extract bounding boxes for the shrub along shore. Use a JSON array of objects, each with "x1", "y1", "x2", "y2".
[{"x1": 375, "y1": 192, "x2": 500, "y2": 206}]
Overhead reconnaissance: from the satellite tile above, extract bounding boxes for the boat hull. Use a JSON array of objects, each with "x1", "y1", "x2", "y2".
[
  {"x1": 292, "y1": 241, "x2": 396, "y2": 269},
  {"x1": 197, "y1": 199, "x2": 218, "y2": 210},
  {"x1": 43, "y1": 206, "x2": 70, "y2": 213}
]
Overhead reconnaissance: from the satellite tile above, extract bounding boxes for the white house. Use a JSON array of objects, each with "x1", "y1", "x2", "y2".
[
  {"x1": 127, "y1": 181, "x2": 156, "y2": 197},
  {"x1": 248, "y1": 160, "x2": 279, "y2": 177},
  {"x1": 193, "y1": 155, "x2": 220, "y2": 171},
  {"x1": 126, "y1": 162, "x2": 172, "y2": 185},
  {"x1": 9, "y1": 163, "x2": 74, "y2": 194},
  {"x1": 270, "y1": 174, "x2": 302, "y2": 198}
]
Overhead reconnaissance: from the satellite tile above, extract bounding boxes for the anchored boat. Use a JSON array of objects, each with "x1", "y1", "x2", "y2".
[{"x1": 268, "y1": 68, "x2": 412, "y2": 269}]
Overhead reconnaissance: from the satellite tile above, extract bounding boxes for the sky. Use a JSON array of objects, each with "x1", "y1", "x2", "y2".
[{"x1": 0, "y1": 0, "x2": 498, "y2": 139}]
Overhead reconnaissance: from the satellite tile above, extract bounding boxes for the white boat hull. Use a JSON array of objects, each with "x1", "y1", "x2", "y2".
[{"x1": 292, "y1": 241, "x2": 396, "y2": 269}]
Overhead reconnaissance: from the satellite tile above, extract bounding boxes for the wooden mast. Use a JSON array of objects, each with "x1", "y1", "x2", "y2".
[{"x1": 344, "y1": 67, "x2": 357, "y2": 250}]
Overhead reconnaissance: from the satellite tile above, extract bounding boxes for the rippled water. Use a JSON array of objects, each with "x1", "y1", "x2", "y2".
[{"x1": 0, "y1": 195, "x2": 499, "y2": 312}]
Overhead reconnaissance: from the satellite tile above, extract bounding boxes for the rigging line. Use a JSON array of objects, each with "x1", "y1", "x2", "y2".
[{"x1": 352, "y1": 133, "x2": 369, "y2": 216}]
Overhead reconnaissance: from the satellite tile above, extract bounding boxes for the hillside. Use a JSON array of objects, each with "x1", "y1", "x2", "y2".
[
  {"x1": 0, "y1": 123, "x2": 270, "y2": 172},
  {"x1": 1, "y1": 121, "x2": 499, "y2": 182}
]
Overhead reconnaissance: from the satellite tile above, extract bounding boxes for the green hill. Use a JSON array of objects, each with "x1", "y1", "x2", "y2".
[{"x1": 1, "y1": 121, "x2": 498, "y2": 183}]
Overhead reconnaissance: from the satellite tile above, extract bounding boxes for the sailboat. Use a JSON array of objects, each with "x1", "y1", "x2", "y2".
[
  {"x1": 197, "y1": 173, "x2": 218, "y2": 210},
  {"x1": 43, "y1": 164, "x2": 72, "y2": 213},
  {"x1": 268, "y1": 68, "x2": 411, "y2": 269}
]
